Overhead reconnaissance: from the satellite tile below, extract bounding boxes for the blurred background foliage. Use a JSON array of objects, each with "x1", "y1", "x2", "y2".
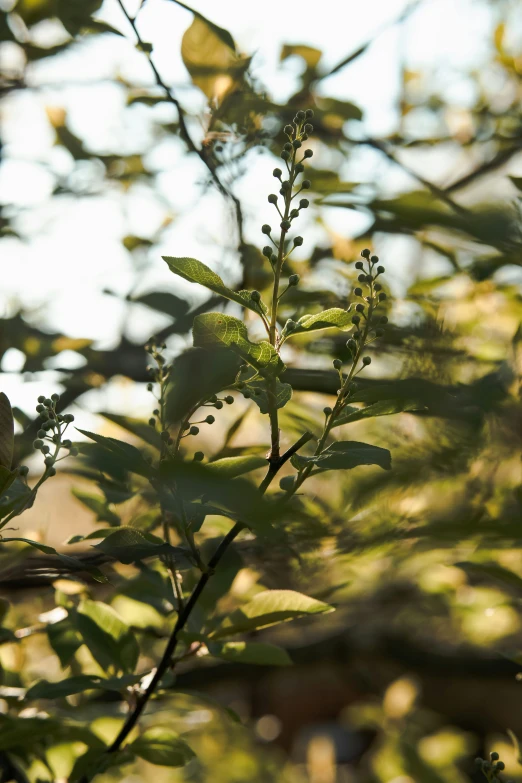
[{"x1": 1, "y1": 0, "x2": 522, "y2": 780}]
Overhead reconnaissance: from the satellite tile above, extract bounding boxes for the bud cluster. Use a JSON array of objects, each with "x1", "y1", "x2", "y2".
[
  {"x1": 31, "y1": 393, "x2": 77, "y2": 476},
  {"x1": 475, "y1": 751, "x2": 511, "y2": 782},
  {"x1": 261, "y1": 109, "x2": 314, "y2": 269}
]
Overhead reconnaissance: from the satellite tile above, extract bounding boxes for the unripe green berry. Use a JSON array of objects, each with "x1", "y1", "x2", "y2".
[
  {"x1": 379, "y1": 292, "x2": 387, "y2": 301},
  {"x1": 37, "y1": 395, "x2": 45, "y2": 403},
  {"x1": 224, "y1": 395, "x2": 234, "y2": 404},
  {"x1": 33, "y1": 439, "x2": 44, "y2": 449},
  {"x1": 380, "y1": 316, "x2": 388, "y2": 324},
  {"x1": 262, "y1": 224, "x2": 271, "y2": 235},
  {"x1": 374, "y1": 283, "x2": 382, "y2": 291},
  {"x1": 193, "y1": 451, "x2": 204, "y2": 461},
  {"x1": 41, "y1": 445, "x2": 50, "y2": 454},
  {"x1": 491, "y1": 753, "x2": 500, "y2": 762},
  {"x1": 295, "y1": 110, "x2": 306, "y2": 120},
  {"x1": 289, "y1": 274, "x2": 300, "y2": 286},
  {"x1": 63, "y1": 414, "x2": 74, "y2": 423},
  {"x1": 299, "y1": 198, "x2": 309, "y2": 208},
  {"x1": 304, "y1": 123, "x2": 313, "y2": 133},
  {"x1": 281, "y1": 219, "x2": 291, "y2": 231},
  {"x1": 63, "y1": 439, "x2": 72, "y2": 448},
  {"x1": 302, "y1": 179, "x2": 311, "y2": 189},
  {"x1": 305, "y1": 109, "x2": 314, "y2": 118},
  {"x1": 48, "y1": 467, "x2": 56, "y2": 476},
  {"x1": 281, "y1": 180, "x2": 290, "y2": 190},
  {"x1": 44, "y1": 456, "x2": 53, "y2": 466},
  {"x1": 303, "y1": 149, "x2": 313, "y2": 158},
  {"x1": 355, "y1": 303, "x2": 365, "y2": 313},
  {"x1": 268, "y1": 193, "x2": 278, "y2": 204},
  {"x1": 19, "y1": 465, "x2": 29, "y2": 476},
  {"x1": 293, "y1": 139, "x2": 302, "y2": 149},
  {"x1": 243, "y1": 390, "x2": 251, "y2": 399},
  {"x1": 283, "y1": 142, "x2": 292, "y2": 151},
  {"x1": 189, "y1": 426, "x2": 199, "y2": 435},
  {"x1": 295, "y1": 162, "x2": 304, "y2": 173},
  {"x1": 333, "y1": 359, "x2": 342, "y2": 370},
  {"x1": 496, "y1": 762, "x2": 505, "y2": 770},
  {"x1": 354, "y1": 287, "x2": 363, "y2": 297},
  {"x1": 376, "y1": 265, "x2": 385, "y2": 274},
  {"x1": 352, "y1": 315, "x2": 361, "y2": 325},
  {"x1": 293, "y1": 236, "x2": 303, "y2": 246},
  {"x1": 37, "y1": 429, "x2": 46, "y2": 438},
  {"x1": 205, "y1": 415, "x2": 215, "y2": 424},
  {"x1": 149, "y1": 418, "x2": 156, "y2": 426},
  {"x1": 362, "y1": 356, "x2": 371, "y2": 365},
  {"x1": 290, "y1": 208, "x2": 299, "y2": 218},
  {"x1": 281, "y1": 150, "x2": 290, "y2": 161},
  {"x1": 263, "y1": 246, "x2": 273, "y2": 258},
  {"x1": 323, "y1": 406, "x2": 333, "y2": 416},
  {"x1": 355, "y1": 261, "x2": 364, "y2": 270},
  {"x1": 36, "y1": 404, "x2": 45, "y2": 413},
  {"x1": 284, "y1": 125, "x2": 293, "y2": 135},
  {"x1": 361, "y1": 249, "x2": 371, "y2": 259},
  {"x1": 371, "y1": 255, "x2": 379, "y2": 263},
  {"x1": 346, "y1": 338, "x2": 357, "y2": 350},
  {"x1": 250, "y1": 290, "x2": 261, "y2": 302},
  {"x1": 51, "y1": 393, "x2": 60, "y2": 401},
  {"x1": 273, "y1": 168, "x2": 282, "y2": 178},
  {"x1": 358, "y1": 274, "x2": 366, "y2": 283},
  {"x1": 44, "y1": 398, "x2": 52, "y2": 407},
  {"x1": 215, "y1": 400, "x2": 223, "y2": 409},
  {"x1": 474, "y1": 758, "x2": 484, "y2": 767}
]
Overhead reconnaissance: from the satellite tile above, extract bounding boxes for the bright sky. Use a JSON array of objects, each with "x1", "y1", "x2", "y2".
[{"x1": 0, "y1": 0, "x2": 504, "y2": 419}]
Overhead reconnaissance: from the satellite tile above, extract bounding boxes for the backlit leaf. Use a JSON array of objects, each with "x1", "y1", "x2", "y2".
[
  {"x1": 290, "y1": 441, "x2": 391, "y2": 472},
  {"x1": 131, "y1": 726, "x2": 196, "y2": 767},
  {"x1": 0, "y1": 393, "x2": 14, "y2": 469},
  {"x1": 75, "y1": 600, "x2": 139, "y2": 674},
  {"x1": 208, "y1": 640, "x2": 292, "y2": 666}
]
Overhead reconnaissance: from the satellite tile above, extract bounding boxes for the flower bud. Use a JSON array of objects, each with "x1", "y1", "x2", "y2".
[
  {"x1": 362, "y1": 356, "x2": 371, "y2": 365},
  {"x1": 379, "y1": 292, "x2": 387, "y2": 301},
  {"x1": 36, "y1": 404, "x2": 45, "y2": 413},
  {"x1": 33, "y1": 439, "x2": 44, "y2": 449},
  {"x1": 371, "y1": 255, "x2": 379, "y2": 263},
  {"x1": 44, "y1": 398, "x2": 52, "y2": 407},
  {"x1": 250, "y1": 290, "x2": 261, "y2": 302},
  {"x1": 361, "y1": 249, "x2": 371, "y2": 259},
  {"x1": 193, "y1": 451, "x2": 205, "y2": 461},
  {"x1": 380, "y1": 316, "x2": 388, "y2": 324},
  {"x1": 358, "y1": 274, "x2": 366, "y2": 283},
  {"x1": 302, "y1": 179, "x2": 311, "y2": 189},
  {"x1": 295, "y1": 110, "x2": 306, "y2": 120},
  {"x1": 19, "y1": 465, "x2": 29, "y2": 476},
  {"x1": 289, "y1": 274, "x2": 300, "y2": 286},
  {"x1": 261, "y1": 224, "x2": 271, "y2": 235},
  {"x1": 189, "y1": 426, "x2": 199, "y2": 435},
  {"x1": 304, "y1": 123, "x2": 313, "y2": 133},
  {"x1": 224, "y1": 395, "x2": 234, "y2": 404},
  {"x1": 281, "y1": 150, "x2": 290, "y2": 160},
  {"x1": 496, "y1": 762, "x2": 505, "y2": 771},
  {"x1": 346, "y1": 338, "x2": 357, "y2": 351},
  {"x1": 273, "y1": 168, "x2": 282, "y2": 178},
  {"x1": 48, "y1": 467, "x2": 56, "y2": 476},
  {"x1": 299, "y1": 198, "x2": 309, "y2": 209},
  {"x1": 323, "y1": 406, "x2": 333, "y2": 415},
  {"x1": 490, "y1": 753, "x2": 500, "y2": 761},
  {"x1": 281, "y1": 180, "x2": 290, "y2": 190},
  {"x1": 374, "y1": 283, "x2": 382, "y2": 291},
  {"x1": 304, "y1": 149, "x2": 313, "y2": 158},
  {"x1": 205, "y1": 415, "x2": 215, "y2": 424},
  {"x1": 37, "y1": 395, "x2": 46, "y2": 403},
  {"x1": 51, "y1": 393, "x2": 60, "y2": 401},
  {"x1": 377, "y1": 265, "x2": 385, "y2": 274},
  {"x1": 44, "y1": 456, "x2": 53, "y2": 466},
  {"x1": 292, "y1": 139, "x2": 302, "y2": 149},
  {"x1": 268, "y1": 193, "x2": 278, "y2": 204},
  {"x1": 333, "y1": 359, "x2": 342, "y2": 370},
  {"x1": 290, "y1": 208, "x2": 299, "y2": 218},
  {"x1": 281, "y1": 219, "x2": 291, "y2": 231},
  {"x1": 295, "y1": 162, "x2": 304, "y2": 173},
  {"x1": 352, "y1": 315, "x2": 361, "y2": 325},
  {"x1": 215, "y1": 400, "x2": 223, "y2": 409},
  {"x1": 293, "y1": 236, "x2": 303, "y2": 246},
  {"x1": 355, "y1": 303, "x2": 365, "y2": 313},
  {"x1": 64, "y1": 414, "x2": 74, "y2": 423},
  {"x1": 283, "y1": 142, "x2": 292, "y2": 151},
  {"x1": 262, "y1": 246, "x2": 273, "y2": 258},
  {"x1": 243, "y1": 390, "x2": 251, "y2": 399},
  {"x1": 354, "y1": 287, "x2": 363, "y2": 297},
  {"x1": 355, "y1": 261, "x2": 364, "y2": 270},
  {"x1": 41, "y1": 445, "x2": 50, "y2": 454},
  {"x1": 305, "y1": 109, "x2": 314, "y2": 118},
  {"x1": 284, "y1": 125, "x2": 293, "y2": 135},
  {"x1": 301, "y1": 133, "x2": 308, "y2": 141},
  {"x1": 63, "y1": 439, "x2": 72, "y2": 448}
]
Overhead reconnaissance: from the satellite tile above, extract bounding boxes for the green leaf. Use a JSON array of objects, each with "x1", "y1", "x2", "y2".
[
  {"x1": 75, "y1": 600, "x2": 140, "y2": 674},
  {"x1": 70, "y1": 748, "x2": 134, "y2": 782},
  {"x1": 0, "y1": 393, "x2": 14, "y2": 469},
  {"x1": 206, "y1": 455, "x2": 267, "y2": 479},
  {"x1": 47, "y1": 616, "x2": 83, "y2": 668},
  {"x1": 241, "y1": 378, "x2": 292, "y2": 414},
  {"x1": 92, "y1": 527, "x2": 194, "y2": 566},
  {"x1": 128, "y1": 291, "x2": 189, "y2": 320},
  {"x1": 163, "y1": 257, "x2": 264, "y2": 317},
  {"x1": 130, "y1": 726, "x2": 196, "y2": 767},
  {"x1": 0, "y1": 466, "x2": 17, "y2": 497},
  {"x1": 0, "y1": 715, "x2": 104, "y2": 752},
  {"x1": 208, "y1": 640, "x2": 292, "y2": 666},
  {"x1": 172, "y1": 0, "x2": 237, "y2": 51},
  {"x1": 211, "y1": 589, "x2": 333, "y2": 638},
  {"x1": 71, "y1": 488, "x2": 120, "y2": 525},
  {"x1": 77, "y1": 429, "x2": 152, "y2": 477},
  {"x1": 26, "y1": 674, "x2": 142, "y2": 700},
  {"x1": 282, "y1": 308, "x2": 352, "y2": 340},
  {"x1": 332, "y1": 399, "x2": 424, "y2": 427},
  {"x1": 193, "y1": 313, "x2": 284, "y2": 377},
  {"x1": 0, "y1": 537, "x2": 91, "y2": 571},
  {"x1": 290, "y1": 441, "x2": 391, "y2": 472},
  {"x1": 100, "y1": 412, "x2": 163, "y2": 449},
  {"x1": 454, "y1": 561, "x2": 522, "y2": 593},
  {"x1": 281, "y1": 43, "x2": 321, "y2": 69}
]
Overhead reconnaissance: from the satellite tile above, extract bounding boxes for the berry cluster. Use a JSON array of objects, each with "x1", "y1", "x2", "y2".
[
  {"x1": 261, "y1": 109, "x2": 314, "y2": 276},
  {"x1": 475, "y1": 751, "x2": 511, "y2": 782},
  {"x1": 31, "y1": 394, "x2": 77, "y2": 477}
]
